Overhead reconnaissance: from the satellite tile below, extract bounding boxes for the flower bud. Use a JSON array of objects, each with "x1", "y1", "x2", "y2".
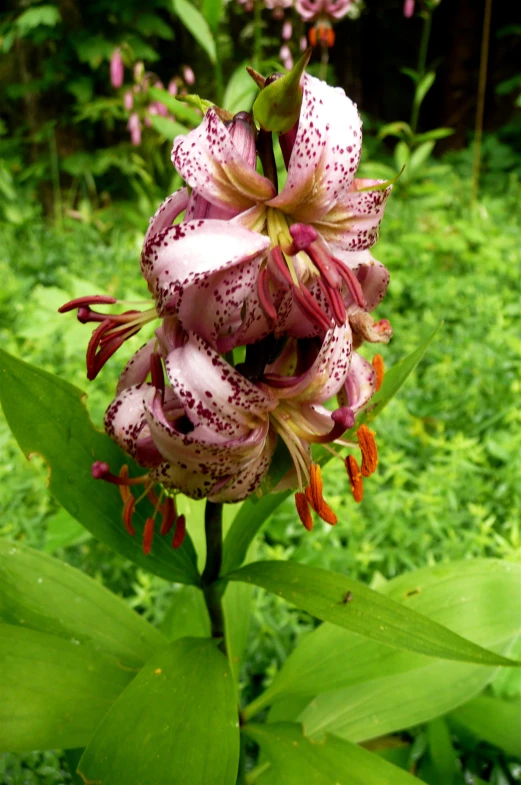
[{"x1": 110, "y1": 48, "x2": 124, "y2": 89}]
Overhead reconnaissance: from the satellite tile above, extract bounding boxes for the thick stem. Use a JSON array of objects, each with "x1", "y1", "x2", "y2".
[
  {"x1": 257, "y1": 130, "x2": 278, "y2": 190},
  {"x1": 201, "y1": 500, "x2": 226, "y2": 642}
]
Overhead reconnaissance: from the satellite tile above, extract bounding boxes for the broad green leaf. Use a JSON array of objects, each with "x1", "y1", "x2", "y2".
[
  {"x1": 414, "y1": 128, "x2": 455, "y2": 143},
  {"x1": 261, "y1": 561, "x2": 521, "y2": 743},
  {"x1": 0, "y1": 540, "x2": 166, "y2": 667},
  {"x1": 224, "y1": 578, "x2": 254, "y2": 690},
  {"x1": 0, "y1": 624, "x2": 133, "y2": 752},
  {"x1": 172, "y1": 0, "x2": 217, "y2": 64},
  {"x1": 160, "y1": 585, "x2": 210, "y2": 641},
  {"x1": 148, "y1": 87, "x2": 202, "y2": 126},
  {"x1": 15, "y1": 5, "x2": 61, "y2": 36},
  {"x1": 251, "y1": 560, "x2": 521, "y2": 713},
  {"x1": 424, "y1": 719, "x2": 458, "y2": 785},
  {"x1": 148, "y1": 114, "x2": 190, "y2": 140},
  {"x1": 223, "y1": 63, "x2": 259, "y2": 113},
  {"x1": 222, "y1": 327, "x2": 440, "y2": 575},
  {"x1": 0, "y1": 349, "x2": 200, "y2": 585},
  {"x1": 43, "y1": 507, "x2": 91, "y2": 552},
  {"x1": 252, "y1": 49, "x2": 311, "y2": 133},
  {"x1": 394, "y1": 140, "x2": 411, "y2": 173},
  {"x1": 227, "y1": 561, "x2": 518, "y2": 667},
  {"x1": 449, "y1": 695, "x2": 521, "y2": 757},
  {"x1": 244, "y1": 723, "x2": 420, "y2": 785},
  {"x1": 203, "y1": 0, "x2": 222, "y2": 32},
  {"x1": 378, "y1": 121, "x2": 412, "y2": 140},
  {"x1": 79, "y1": 638, "x2": 240, "y2": 785},
  {"x1": 409, "y1": 140, "x2": 435, "y2": 173}
]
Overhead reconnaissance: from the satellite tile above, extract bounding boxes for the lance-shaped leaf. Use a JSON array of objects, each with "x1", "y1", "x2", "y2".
[
  {"x1": 252, "y1": 50, "x2": 311, "y2": 133},
  {"x1": 0, "y1": 624, "x2": 134, "y2": 752},
  {"x1": 0, "y1": 540, "x2": 166, "y2": 667},
  {"x1": 0, "y1": 349, "x2": 200, "y2": 585},
  {"x1": 244, "y1": 723, "x2": 421, "y2": 785},
  {"x1": 222, "y1": 326, "x2": 441, "y2": 575},
  {"x1": 449, "y1": 695, "x2": 521, "y2": 758},
  {"x1": 172, "y1": 0, "x2": 216, "y2": 64},
  {"x1": 78, "y1": 638, "x2": 240, "y2": 785},
  {"x1": 226, "y1": 561, "x2": 519, "y2": 667}
]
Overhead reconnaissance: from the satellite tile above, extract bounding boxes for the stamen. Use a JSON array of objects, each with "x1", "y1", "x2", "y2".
[
  {"x1": 293, "y1": 285, "x2": 333, "y2": 332},
  {"x1": 159, "y1": 497, "x2": 176, "y2": 536},
  {"x1": 345, "y1": 455, "x2": 364, "y2": 503},
  {"x1": 122, "y1": 495, "x2": 136, "y2": 536},
  {"x1": 257, "y1": 267, "x2": 277, "y2": 322},
  {"x1": 316, "y1": 277, "x2": 346, "y2": 326},
  {"x1": 357, "y1": 425, "x2": 378, "y2": 477},
  {"x1": 58, "y1": 295, "x2": 117, "y2": 313},
  {"x1": 305, "y1": 463, "x2": 338, "y2": 525},
  {"x1": 143, "y1": 517, "x2": 155, "y2": 555},
  {"x1": 295, "y1": 492, "x2": 313, "y2": 531},
  {"x1": 268, "y1": 246, "x2": 294, "y2": 288},
  {"x1": 118, "y1": 465, "x2": 131, "y2": 504},
  {"x1": 372, "y1": 354, "x2": 385, "y2": 391},
  {"x1": 172, "y1": 514, "x2": 186, "y2": 549},
  {"x1": 91, "y1": 461, "x2": 149, "y2": 486},
  {"x1": 333, "y1": 259, "x2": 366, "y2": 309}
]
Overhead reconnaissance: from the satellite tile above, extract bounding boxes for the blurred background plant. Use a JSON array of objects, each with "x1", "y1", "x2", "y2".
[{"x1": 0, "y1": 0, "x2": 520, "y2": 782}]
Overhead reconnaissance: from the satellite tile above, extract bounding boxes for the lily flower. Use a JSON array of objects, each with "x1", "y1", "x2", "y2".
[{"x1": 142, "y1": 74, "x2": 392, "y2": 353}]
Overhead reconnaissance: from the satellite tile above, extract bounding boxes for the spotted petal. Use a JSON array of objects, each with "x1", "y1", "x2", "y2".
[
  {"x1": 143, "y1": 188, "x2": 189, "y2": 246},
  {"x1": 172, "y1": 108, "x2": 276, "y2": 214},
  {"x1": 342, "y1": 351, "x2": 377, "y2": 414},
  {"x1": 268, "y1": 74, "x2": 362, "y2": 223},
  {"x1": 141, "y1": 219, "x2": 270, "y2": 318}
]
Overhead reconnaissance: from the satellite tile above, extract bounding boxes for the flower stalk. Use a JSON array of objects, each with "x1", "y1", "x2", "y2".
[{"x1": 201, "y1": 500, "x2": 226, "y2": 644}]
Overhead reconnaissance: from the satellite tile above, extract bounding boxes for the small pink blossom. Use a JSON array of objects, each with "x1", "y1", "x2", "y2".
[
  {"x1": 182, "y1": 66, "x2": 195, "y2": 86},
  {"x1": 123, "y1": 90, "x2": 134, "y2": 111},
  {"x1": 127, "y1": 112, "x2": 142, "y2": 146},
  {"x1": 282, "y1": 20, "x2": 293, "y2": 40},
  {"x1": 296, "y1": 0, "x2": 352, "y2": 21},
  {"x1": 280, "y1": 44, "x2": 294, "y2": 70},
  {"x1": 110, "y1": 48, "x2": 124, "y2": 89},
  {"x1": 168, "y1": 79, "x2": 178, "y2": 96},
  {"x1": 403, "y1": 0, "x2": 415, "y2": 17}
]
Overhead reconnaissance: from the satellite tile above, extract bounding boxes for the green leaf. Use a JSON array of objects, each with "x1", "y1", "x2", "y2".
[
  {"x1": 244, "y1": 723, "x2": 421, "y2": 785},
  {"x1": 0, "y1": 624, "x2": 133, "y2": 752},
  {"x1": 413, "y1": 128, "x2": 455, "y2": 143},
  {"x1": 148, "y1": 114, "x2": 190, "y2": 140},
  {"x1": 378, "y1": 121, "x2": 412, "y2": 140},
  {"x1": 172, "y1": 0, "x2": 217, "y2": 64},
  {"x1": 449, "y1": 695, "x2": 521, "y2": 757},
  {"x1": 394, "y1": 140, "x2": 411, "y2": 176},
  {"x1": 160, "y1": 585, "x2": 211, "y2": 642},
  {"x1": 413, "y1": 71, "x2": 436, "y2": 109},
  {"x1": 252, "y1": 49, "x2": 311, "y2": 133},
  {"x1": 203, "y1": 0, "x2": 222, "y2": 32},
  {"x1": 227, "y1": 561, "x2": 519, "y2": 667},
  {"x1": 223, "y1": 63, "x2": 259, "y2": 113},
  {"x1": 0, "y1": 540, "x2": 166, "y2": 667},
  {"x1": 134, "y1": 12, "x2": 175, "y2": 39},
  {"x1": 425, "y1": 719, "x2": 458, "y2": 785},
  {"x1": 0, "y1": 350, "x2": 200, "y2": 585},
  {"x1": 15, "y1": 6, "x2": 61, "y2": 36},
  {"x1": 78, "y1": 638, "x2": 240, "y2": 785},
  {"x1": 43, "y1": 507, "x2": 91, "y2": 552},
  {"x1": 254, "y1": 560, "x2": 521, "y2": 711},
  {"x1": 409, "y1": 140, "x2": 435, "y2": 173},
  {"x1": 148, "y1": 87, "x2": 202, "y2": 126},
  {"x1": 224, "y1": 579, "x2": 254, "y2": 690}
]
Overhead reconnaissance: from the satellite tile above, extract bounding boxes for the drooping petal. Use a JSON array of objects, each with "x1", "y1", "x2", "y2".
[
  {"x1": 209, "y1": 428, "x2": 277, "y2": 502},
  {"x1": 268, "y1": 74, "x2": 362, "y2": 223},
  {"x1": 172, "y1": 108, "x2": 276, "y2": 214},
  {"x1": 143, "y1": 188, "x2": 189, "y2": 246},
  {"x1": 164, "y1": 333, "x2": 276, "y2": 438},
  {"x1": 141, "y1": 219, "x2": 270, "y2": 316},
  {"x1": 332, "y1": 249, "x2": 390, "y2": 312},
  {"x1": 116, "y1": 339, "x2": 156, "y2": 394},
  {"x1": 340, "y1": 351, "x2": 377, "y2": 414},
  {"x1": 104, "y1": 384, "x2": 151, "y2": 458},
  {"x1": 315, "y1": 178, "x2": 393, "y2": 252}
]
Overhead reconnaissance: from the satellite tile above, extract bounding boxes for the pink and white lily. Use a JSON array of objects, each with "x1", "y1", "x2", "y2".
[{"x1": 141, "y1": 74, "x2": 392, "y2": 354}]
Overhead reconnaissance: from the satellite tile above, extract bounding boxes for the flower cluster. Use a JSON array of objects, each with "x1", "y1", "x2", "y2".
[{"x1": 61, "y1": 72, "x2": 393, "y2": 554}]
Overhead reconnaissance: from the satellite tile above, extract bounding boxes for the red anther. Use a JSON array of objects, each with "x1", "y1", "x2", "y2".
[
  {"x1": 150, "y1": 353, "x2": 165, "y2": 399},
  {"x1": 159, "y1": 497, "x2": 176, "y2": 536},
  {"x1": 118, "y1": 465, "x2": 131, "y2": 503},
  {"x1": 345, "y1": 455, "x2": 364, "y2": 503},
  {"x1": 308, "y1": 27, "x2": 318, "y2": 48},
  {"x1": 316, "y1": 277, "x2": 346, "y2": 326},
  {"x1": 372, "y1": 354, "x2": 385, "y2": 392},
  {"x1": 172, "y1": 514, "x2": 186, "y2": 549},
  {"x1": 92, "y1": 461, "x2": 110, "y2": 479},
  {"x1": 357, "y1": 425, "x2": 378, "y2": 477},
  {"x1": 306, "y1": 463, "x2": 338, "y2": 525},
  {"x1": 147, "y1": 486, "x2": 160, "y2": 508},
  {"x1": 122, "y1": 495, "x2": 136, "y2": 536},
  {"x1": 86, "y1": 321, "x2": 112, "y2": 379},
  {"x1": 58, "y1": 295, "x2": 117, "y2": 314},
  {"x1": 295, "y1": 492, "x2": 313, "y2": 531},
  {"x1": 143, "y1": 517, "x2": 155, "y2": 555},
  {"x1": 257, "y1": 267, "x2": 277, "y2": 322},
  {"x1": 293, "y1": 286, "x2": 333, "y2": 332},
  {"x1": 269, "y1": 246, "x2": 294, "y2": 288}
]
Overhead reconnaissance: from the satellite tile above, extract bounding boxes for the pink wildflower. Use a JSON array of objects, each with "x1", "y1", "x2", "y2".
[{"x1": 110, "y1": 48, "x2": 124, "y2": 89}]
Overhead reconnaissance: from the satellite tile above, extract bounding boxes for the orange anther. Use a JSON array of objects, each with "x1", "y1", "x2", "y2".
[
  {"x1": 122, "y1": 494, "x2": 136, "y2": 536},
  {"x1": 143, "y1": 517, "x2": 155, "y2": 555},
  {"x1": 172, "y1": 514, "x2": 186, "y2": 549},
  {"x1": 357, "y1": 424, "x2": 378, "y2": 477},
  {"x1": 345, "y1": 455, "x2": 364, "y2": 503},
  {"x1": 305, "y1": 463, "x2": 338, "y2": 525},
  {"x1": 372, "y1": 354, "x2": 385, "y2": 392},
  {"x1": 118, "y1": 465, "x2": 131, "y2": 503},
  {"x1": 295, "y1": 492, "x2": 313, "y2": 531},
  {"x1": 159, "y1": 496, "x2": 176, "y2": 536}
]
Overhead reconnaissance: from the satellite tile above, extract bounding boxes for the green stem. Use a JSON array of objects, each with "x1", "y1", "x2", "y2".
[
  {"x1": 257, "y1": 130, "x2": 278, "y2": 190},
  {"x1": 410, "y1": 10, "x2": 433, "y2": 134},
  {"x1": 253, "y1": 0, "x2": 263, "y2": 73},
  {"x1": 319, "y1": 42, "x2": 329, "y2": 82},
  {"x1": 201, "y1": 500, "x2": 226, "y2": 642}
]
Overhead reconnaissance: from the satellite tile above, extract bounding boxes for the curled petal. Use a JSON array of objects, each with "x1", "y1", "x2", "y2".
[
  {"x1": 116, "y1": 339, "x2": 156, "y2": 394},
  {"x1": 104, "y1": 384, "x2": 151, "y2": 458},
  {"x1": 268, "y1": 74, "x2": 362, "y2": 223},
  {"x1": 172, "y1": 108, "x2": 276, "y2": 214},
  {"x1": 342, "y1": 351, "x2": 376, "y2": 414},
  {"x1": 141, "y1": 219, "x2": 270, "y2": 317},
  {"x1": 316, "y1": 178, "x2": 393, "y2": 252},
  {"x1": 333, "y1": 249, "x2": 390, "y2": 312},
  {"x1": 165, "y1": 333, "x2": 276, "y2": 438},
  {"x1": 144, "y1": 188, "x2": 189, "y2": 246}
]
